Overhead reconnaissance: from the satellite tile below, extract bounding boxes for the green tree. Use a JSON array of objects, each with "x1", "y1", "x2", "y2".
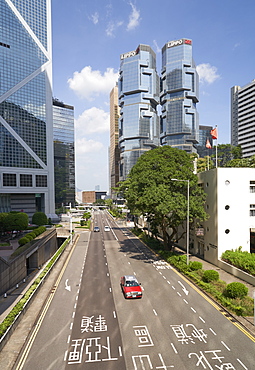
[
  {"x1": 0, "y1": 213, "x2": 8, "y2": 234},
  {"x1": 117, "y1": 146, "x2": 208, "y2": 250},
  {"x1": 4, "y1": 212, "x2": 29, "y2": 232},
  {"x1": 225, "y1": 154, "x2": 255, "y2": 168},
  {"x1": 93, "y1": 199, "x2": 105, "y2": 206},
  {"x1": 32, "y1": 212, "x2": 48, "y2": 226},
  {"x1": 105, "y1": 198, "x2": 113, "y2": 209},
  {"x1": 196, "y1": 156, "x2": 214, "y2": 173},
  {"x1": 82, "y1": 211, "x2": 91, "y2": 221}
]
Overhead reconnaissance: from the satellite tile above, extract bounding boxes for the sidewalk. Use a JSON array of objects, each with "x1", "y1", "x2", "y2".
[{"x1": 188, "y1": 254, "x2": 255, "y2": 335}]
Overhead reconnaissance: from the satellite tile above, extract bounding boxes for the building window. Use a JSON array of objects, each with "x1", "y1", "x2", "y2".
[
  {"x1": 250, "y1": 181, "x2": 255, "y2": 193},
  {"x1": 3, "y1": 173, "x2": 16, "y2": 187},
  {"x1": 250, "y1": 204, "x2": 255, "y2": 216},
  {"x1": 36, "y1": 175, "x2": 47, "y2": 187},
  {"x1": 20, "y1": 174, "x2": 33, "y2": 187}
]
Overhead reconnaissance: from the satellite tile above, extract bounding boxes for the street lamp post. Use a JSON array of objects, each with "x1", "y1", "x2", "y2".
[{"x1": 171, "y1": 178, "x2": 190, "y2": 265}]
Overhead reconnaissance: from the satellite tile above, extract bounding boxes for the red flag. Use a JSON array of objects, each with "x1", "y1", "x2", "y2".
[
  {"x1": 210, "y1": 127, "x2": 218, "y2": 140},
  {"x1": 206, "y1": 139, "x2": 212, "y2": 149}
]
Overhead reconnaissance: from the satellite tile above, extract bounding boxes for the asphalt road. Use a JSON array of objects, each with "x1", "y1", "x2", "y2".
[{"x1": 14, "y1": 210, "x2": 255, "y2": 369}]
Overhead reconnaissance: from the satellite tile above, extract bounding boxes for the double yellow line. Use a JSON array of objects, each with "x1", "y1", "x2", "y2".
[{"x1": 15, "y1": 236, "x2": 80, "y2": 369}]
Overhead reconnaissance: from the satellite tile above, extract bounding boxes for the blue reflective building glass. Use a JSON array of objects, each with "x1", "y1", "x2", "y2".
[
  {"x1": 0, "y1": 0, "x2": 55, "y2": 219},
  {"x1": 118, "y1": 45, "x2": 160, "y2": 181},
  {"x1": 160, "y1": 39, "x2": 199, "y2": 153}
]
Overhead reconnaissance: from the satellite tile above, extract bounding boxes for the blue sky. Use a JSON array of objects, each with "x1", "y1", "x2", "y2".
[{"x1": 51, "y1": 0, "x2": 255, "y2": 192}]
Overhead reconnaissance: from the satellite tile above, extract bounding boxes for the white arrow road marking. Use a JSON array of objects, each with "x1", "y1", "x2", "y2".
[
  {"x1": 65, "y1": 279, "x2": 71, "y2": 292},
  {"x1": 178, "y1": 281, "x2": 189, "y2": 295}
]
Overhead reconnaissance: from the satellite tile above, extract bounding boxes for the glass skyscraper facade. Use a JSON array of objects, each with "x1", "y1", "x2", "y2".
[
  {"x1": 195, "y1": 125, "x2": 213, "y2": 158},
  {"x1": 0, "y1": 0, "x2": 55, "y2": 219},
  {"x1": 53, "y1": 99, "x2": 75, "y2": 209},
  {"x1": 118, "y1": 45, "x2": 160, "y2": 181},
  {"x1": 160, "y1": 38, "x2": 199, "y2": 153}
]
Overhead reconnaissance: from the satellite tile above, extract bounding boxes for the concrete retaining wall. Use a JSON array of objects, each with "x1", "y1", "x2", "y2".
[
  {"x1": 218, "y1": 259, "x2": 255, "y2": 287},
  {"x1": 0, "y1": 229, "x2": 58, "y2": 296}
]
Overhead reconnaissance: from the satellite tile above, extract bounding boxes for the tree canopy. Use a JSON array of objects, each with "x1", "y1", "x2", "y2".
[{"x1": 117, "y1": 146, "x2": 208, "y2": 249}]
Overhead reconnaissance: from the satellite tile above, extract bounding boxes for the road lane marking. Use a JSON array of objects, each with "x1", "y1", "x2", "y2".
[
  {"x1": 237, "y1": 358, "x2": 248, "y2": 369},
  {"x1": 221, "y1": 341, "x2": 230, "y2": 351},
  {"x1": 209, "y1": 328, "x2": 217, "y2": 335},
  {"x1": 171, "y1": 343, "x2": 178, "y2": 354},
  {"x1": 191, "y1": 307, "x2": 196, "y2": 313},
  {"x1": 14, "y1": 234, "x2": 81, "y2": 370},
  {"x1": 113, "y1": 311, "x2": 116, "y2": 318},
  {"x1": 199, "y1": 316, "x2": 205, "y2": 323},
  {"x1": 183, "y1": 299, "x2": 188, "y2": 304},
  {"x1": 153, "y1": 309, "x2": 158, "y2": 316}
]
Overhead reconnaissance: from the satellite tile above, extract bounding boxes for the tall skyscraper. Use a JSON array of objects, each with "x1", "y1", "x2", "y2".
[
  {"x1": 118, "y1": 45, "x2": 160, "y2": 181},
  {"x1": 53, "y1": 99, "x2": 75, "y2": 210},
  {"x1": 196, "y1": 125, "x2": 213, "y2": 158},
  {"x1": 231, "y1": 80, "x2": 255, "y2": 157},
  {"x1": 0, "y1": 0, "x2": 55, "y2": 219},
  {"x1": 109, "y1": 84, "x2": 120, "y2": 197},
  {"x1": 160, "y1": 38, "x2": 199, "y2": 153}
]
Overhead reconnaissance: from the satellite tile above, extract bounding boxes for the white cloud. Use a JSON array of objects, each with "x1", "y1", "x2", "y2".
[
  {"x1": 90, "y1": 12, "x2": 99, "y2": 25},
  {"x1": 196, "y1": 63, "x2": 220, "y2": 84},
  {"x1": 75, "y1": 107, "x2": 110, "y2": 135},
  {"x1": 106, "y1": 20, "x2": 123, "y2": 37},
  {"x1": 68, "y1": 66, "x2": 118, "y2": 100},
  {"x1": 233, "y1": 42, "x2": 240, "y2": 50},
  {"x1": 75, "y1": 137, "x2": 104, "y2": 154},
  {"x1": 127, "y1": 2, "x2": 141, "y2": 31}
]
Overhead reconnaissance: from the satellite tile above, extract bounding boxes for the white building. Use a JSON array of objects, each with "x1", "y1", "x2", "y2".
[
  {"x1": 231, "y1": 79, "x2": 255, "y2": 157},
  {"x1": 185, "y1": 168, "x2": 255, "y2": 265}
]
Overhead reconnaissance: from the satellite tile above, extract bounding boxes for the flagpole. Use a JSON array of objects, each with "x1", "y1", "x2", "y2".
[{"x1": 215, "y1": 125, "x2": 218, "y2": 168}]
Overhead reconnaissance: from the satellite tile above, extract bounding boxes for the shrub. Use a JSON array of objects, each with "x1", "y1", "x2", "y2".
[
  {"x1": 18, "y1": 237, "x2": 30, "y2": 246},
  {"x1": 224, "y1": 282, "x2": 248, "y2": 299},
  {"x1": 25, "y1": 234, "x2": 34, "y2": 241},
  {"x1": 203, "y1": 270, "x2": 219, "y2": 283},
  {"x1": 32, "y1": 212, "x2": 48, "y2": 226},
  {"x1": 189, "y1": 261, "x2": 203, "y2": 271}
]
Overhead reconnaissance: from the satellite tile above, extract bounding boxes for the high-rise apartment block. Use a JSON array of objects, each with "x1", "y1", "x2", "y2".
[
  {"x1": 118, "y1": 45, "x2": 160, "y2": 181},
  {"x1": 0, "y1": 0, "x2": 55, "y2": 219},
  {"x1": 109, "y1": 85, "x2": 120, "y2": 197},
  {"x1": 160, "y1": 38, "x2": 199, "y2": 152},
  {"x1": 53, "y1": 99, "x2": 75, "y2": 209},
  {"x1": 231, "y1": 80, "x2": 255, "y2": 157},
  {"x1": 116, "y1": 39, "x2": 199, "y2": 182}
]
